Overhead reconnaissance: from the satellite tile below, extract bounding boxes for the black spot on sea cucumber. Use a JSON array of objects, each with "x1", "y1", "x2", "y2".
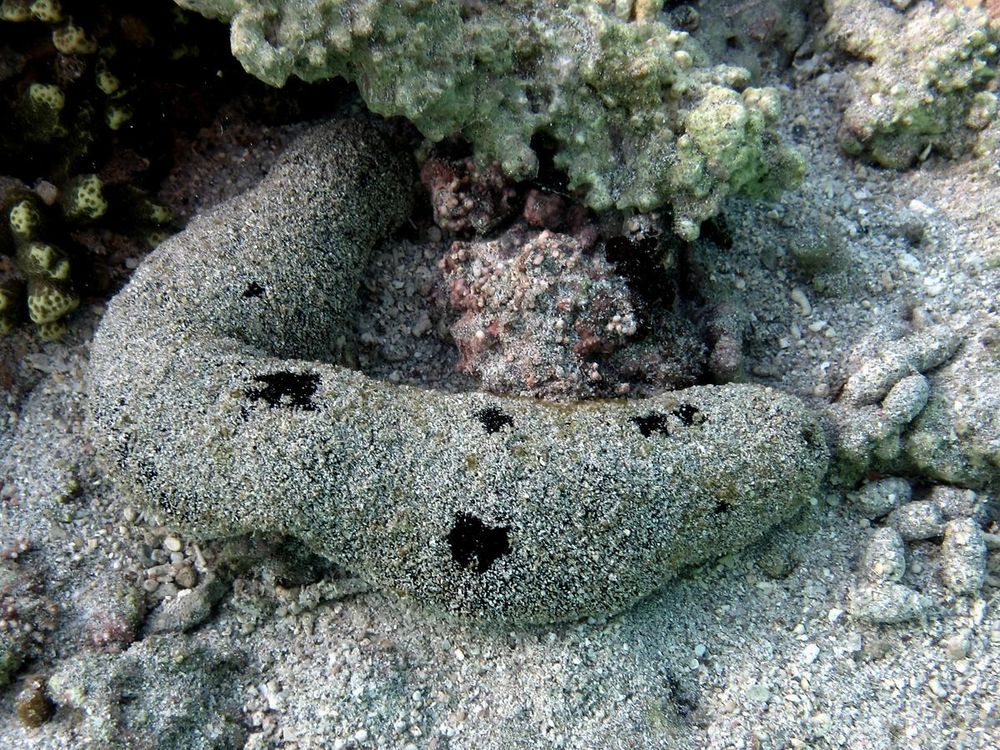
[
  {"x1": 247, "y1": 371, "x2": 319, "y2": 410},
  {"x1": 447, "y1": 513, "x2": 511, "y2": 574},
  {"x1": 631, "y1": 411, "x2": 670, "y2": 437},
  {"x1": 672, "y1": 403, "x2": 701, "y2": 426},
  {"x1": 713, "y1": 501, "x2": 731, "y2": 514},
  {"x1": 475, "y1": 406, "x2": 514, "y2": 434},
  {"x1": 242, "y1": 281, "x2": 264, "y2": 298}
]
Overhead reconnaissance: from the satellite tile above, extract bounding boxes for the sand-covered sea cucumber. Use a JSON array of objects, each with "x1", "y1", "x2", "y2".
[{"x1": 87, "y1": 120, "x2": 828, "y2": 623}]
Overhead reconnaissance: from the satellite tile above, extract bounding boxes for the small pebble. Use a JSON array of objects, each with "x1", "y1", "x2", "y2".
[
  {"x1": 941, "y1": 518, "x2": 987, "y2": 595},
  {"x1": 862, "y1": 527, "x2": 906, "y2": 583},
  {"x1": 802, "y1": 643, "x2": 820, "y2": 665},
  {"x1": 942, "y1": 633, "x2": 970, "y2": 661},
  {"x1": 851, "y1": 477, "x2": 911, "y2": 520},
  {"x1": 174, "y1": 564, "x2": 198, "y2": 589},
  {"x1": 889, "y1": 500, "x2": 945, "y2": 541},
  {"x1": 163, "y1": 536, "x2": 182, "y2": 553},
  {"x1": 15, "y1": 675, "x2": 53, "y2": 728},
  {"x1": 847, "y1": 582, "x2": 933, "y2": 624}
]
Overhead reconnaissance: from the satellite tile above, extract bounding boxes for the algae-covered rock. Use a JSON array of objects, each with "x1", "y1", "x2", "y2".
[
  {"x1": 88, "y1": 119, "x2": 828, "y2": 624},
  {"x1": 174, "y1": 0, "x2": 803, "y2": 239},
  {"x1": 825, "y1": 0, "x2": 1000, "y2": 168}
]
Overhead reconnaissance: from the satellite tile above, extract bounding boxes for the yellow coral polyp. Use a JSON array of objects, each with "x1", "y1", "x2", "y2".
[
  {"x1": 95, "y1": 65, "x2": 120, "y2": 95},
  {"x1": 0, "y1": 286, "x2": 17, "y2": 313},
  {"x1": 106, "y1": 104, "x2": 132, "y2": 130},
  {"x1": 28, "y1": 0, "x2": 60, "y2": 23},
  {"x1": 25, "y1": 242, "x2": 70, "y2": 281},
  {"x1": 64, "y1": 175, "x2": 107, "y2": 221},
  {"x1": 9, "y1": 199, "x2": 42, "y2": 239},
  {"x1": 0, "y1": 0, "x2": 31, "y2": 22},
  {"x1": 36, "y1": 318, "x2": 68, "y2": 341},
  {"x1": 27, "y1": 280, "x2": 78, "y2": 324},
  {"x1": 146, "y1": 203, "x2": 173, "y2": 225},
  {"x1": 53, "y1": 23, "x2": 98, "y2": 55},
  {"x1": 29, "y1": 83, "x2": 64, "y2": 111}
]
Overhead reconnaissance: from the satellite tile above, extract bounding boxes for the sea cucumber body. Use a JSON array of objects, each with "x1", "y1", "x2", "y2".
[{"x1": 88, "y1": 121, "x2": 828, "y2": 623}]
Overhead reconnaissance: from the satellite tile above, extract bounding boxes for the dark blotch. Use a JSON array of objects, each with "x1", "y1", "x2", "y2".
[
  {"x1": 242, "y1": 281, "x2": 264, "y2": 298},
  {"x1": 247, "y1": 371, "x2": 319, "y2": 410},
  {"x1": 672, "y1": 403, "x2": 701, "y2": 426},
  {"x1": 801, "y1": 425, "x2": 821, "y2": 450},
  {"x1": 713, "y1": 501, "x2": 731, "y2": 514},
  {"x1": 631, "y1": 411, "x2": 670, "y2": 437},
  {"x1": 447, "y1": 513, "x2": 511, "y2": 574},
  {"x1": 475, "y1": 406, "x2": 514, "y2": 434}
]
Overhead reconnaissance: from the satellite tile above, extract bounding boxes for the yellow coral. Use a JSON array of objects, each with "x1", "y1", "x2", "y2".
[
  {"x1": 26, "y1": 279, "x2": 78, "y2": 324},
  {"x1": 28, "y1": 0, "x2": 61, "y2": 23},
  {"x1": 8, "y1": 199, "x2": 43, "y2": 239},
  {"x1": 0, "y1": 0, "x2": 31, "y2": 22},
  {"x1": 28, "y1": 83, "x2": 64, "y2": 111},
  {"x1": 53, "y1": 22, "x2": 98, "y2": 55},
  {"x1": 63, "y1": 174, "x2": 107, "y2": 222}
]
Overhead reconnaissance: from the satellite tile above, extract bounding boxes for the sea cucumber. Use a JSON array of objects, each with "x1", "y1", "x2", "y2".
[{"x1": 87, "y1": 120, "x2": 828, "y2": 623}]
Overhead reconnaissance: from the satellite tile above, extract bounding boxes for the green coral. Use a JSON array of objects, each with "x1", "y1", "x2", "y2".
[
  {"x1": 825, "y1": 0, "x2": 1000, "y2": 168},
  {"x1": 176, "y1": 0, "x2": 803, "y2": 239}
]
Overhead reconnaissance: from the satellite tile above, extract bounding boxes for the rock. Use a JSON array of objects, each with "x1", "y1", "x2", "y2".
[
  {"x1": 928, "y1": 486, "x2": 989, "y2": 524},
  {"x1": 847, "y1": 582, "x2": 933, "y2": 624},
  {"x1": 145, "y1": 574, "x2": 227, "y2": 635},
  {"x1": 850, "y1": 477, "x2": 911, "y2": 520},
  {"x1": 940, "y1": 519, "x2": 987, "y2": 595},
  {"x1": 861, "y1": 527, "x2": 906, "y2": 583},
  {"x1": 889, "y1": 500, "x2": 945, "y2": 542}
]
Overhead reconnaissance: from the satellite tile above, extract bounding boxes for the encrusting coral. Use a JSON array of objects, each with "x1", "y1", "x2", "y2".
[
  {"x1": 825, "y1": 0, "x2": 1000, "y2": 168},
  {"x1": 174, "y1": 0, "x2": 804, "y2": 239},
  {"x1": 88, "y1": 120, "x2": 829, "y2": 624}
]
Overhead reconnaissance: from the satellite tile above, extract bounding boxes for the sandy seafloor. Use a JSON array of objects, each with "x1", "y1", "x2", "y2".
[{"x1": 2, "y1": 28, "x2": 1000, "y2": 750}]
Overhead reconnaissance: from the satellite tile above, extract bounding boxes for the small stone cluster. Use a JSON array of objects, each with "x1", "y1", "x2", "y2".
[
  {"x1": 828, "y1": 324, "x2": 964, "y2": 485},
  {"x1": 847, "y1": 478, "x2": 996, "y2": 624},
  {"x1": 0, "y1": 538, "x2": 58, "y2": 687},
  {"x1": 420, "y1": 155, "x2": 519, "y2": 236}
]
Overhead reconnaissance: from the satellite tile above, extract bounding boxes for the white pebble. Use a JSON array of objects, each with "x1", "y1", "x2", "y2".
[
  {"x1": 163, "y1": 535, "x2": 182, "y2": 553},
  {"x1": 802, "y1": 643, "x2": 820, "y2": 665},
  {"x1": 791, "y1": 287, "x2": 812, "y2": 316}
]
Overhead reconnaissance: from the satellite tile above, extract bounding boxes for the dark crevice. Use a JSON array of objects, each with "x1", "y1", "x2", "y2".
[{"x1": 631, "y1": 411, "x2": 670, "y2": 437}]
